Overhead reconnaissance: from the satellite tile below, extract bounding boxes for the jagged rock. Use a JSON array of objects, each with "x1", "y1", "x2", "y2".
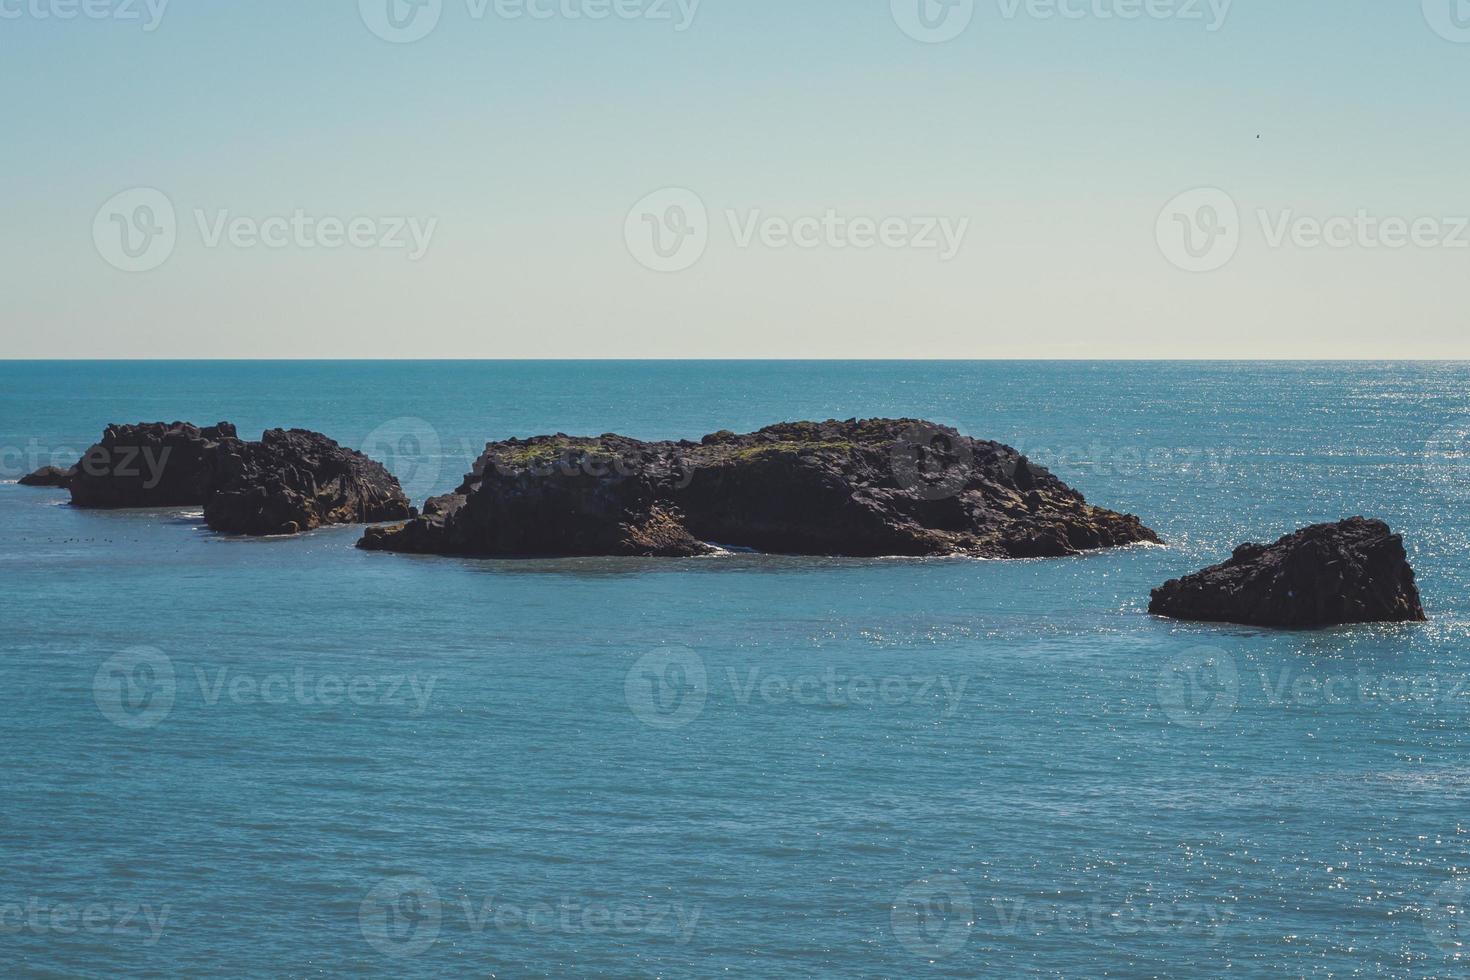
[
  {"x1": 359, "y1": 419, "x2": 1159, "y2": 559},
  {"x1": 69, "y1": 422, "x2": 236, "y2": 508},
  {"x1": 63, "y1": 421, "x2": 411, "y2": 536},
  {"x1": 204, "y1": 429, "x2": 415, "y2": 536},
  {"x1": 18, "y1": 465, "x2": 76, "y2": 488},
  {"x1": 1149, "y1": 518, "x2": 1426, "y2": 628}
]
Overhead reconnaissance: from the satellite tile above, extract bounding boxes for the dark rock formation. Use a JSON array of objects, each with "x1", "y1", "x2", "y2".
[
  {"x1": 18, "y1": 465, "x2": 76, "y2": 488},
  {"x1": 360, "y1": 419, "x2": 1159, "y2": 559},
  {"x1": 1149, "y1": 518, "x2": 1425, "y2": 628},
  {"x1": 70, "y1": 422, "x2": 237, "y2": 509},
  {"x1": 63, "y1": 421, "x2": 411, "y2": 536},
  {"x1": 204, "y1": 428, "x2": 416, "y2": 536}
]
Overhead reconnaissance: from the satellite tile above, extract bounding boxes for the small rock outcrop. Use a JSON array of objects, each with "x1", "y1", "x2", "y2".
[
  {"x1": 18, "y1": 465, "x2": 76, "y2": 488},
  {"x1": 360, "y1": 419, "x2": 1159, "y2": 559},
  {"x1": 204, "y1": 428, "x2": 416, "y2": 536},
  {"x1": 60, "y1": 421, "x2": 411, "y2": 536},
  {"x1": 70, "y1": 422, "x2": 237, "y2": 509},
  {"x1": 1149, "y1": 518, "x2": 1425, "y2": 628}
]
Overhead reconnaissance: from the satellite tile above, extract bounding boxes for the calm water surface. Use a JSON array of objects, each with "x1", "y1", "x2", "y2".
[{"x1": 3, "y1": 361, "x2": 1470, "y2": 977}]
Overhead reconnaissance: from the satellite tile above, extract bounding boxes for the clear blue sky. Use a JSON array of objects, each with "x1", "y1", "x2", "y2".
[{"x1": 1, "y1": 0, "x2": 1466, "y2": 357}]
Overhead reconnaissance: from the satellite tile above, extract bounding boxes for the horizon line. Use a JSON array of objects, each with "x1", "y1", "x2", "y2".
[{"x1": 5, "y1": 356, "x2": 1470, "y2": 363}]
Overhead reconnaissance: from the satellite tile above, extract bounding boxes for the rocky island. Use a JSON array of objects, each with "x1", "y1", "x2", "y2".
[
  {"x1": 25, "y1": 421, "x2": 412, "y2": 536},
  {"x1": 18, "y1": 465, "x2": 75, "y2": 488},
  {"x1": 359, "y1": 419, "x2": 1159, "y2": 559},
  {"x1": 1149, "y1": 517, "x2": 1425, "y2": 628}
]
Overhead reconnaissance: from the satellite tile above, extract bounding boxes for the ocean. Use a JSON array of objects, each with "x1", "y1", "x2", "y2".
[{"x1": 3, "y1": 360, "x2": 1469, "y2": 976}]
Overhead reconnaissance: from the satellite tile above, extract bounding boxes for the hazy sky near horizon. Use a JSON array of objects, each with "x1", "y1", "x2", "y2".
[{"x1": 1, "y1": 0, "x2": 1467, "y2": 358}]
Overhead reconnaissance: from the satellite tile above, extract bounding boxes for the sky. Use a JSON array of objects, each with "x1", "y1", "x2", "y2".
[{"x1": 0, "y1": 0, "x2": 1467, "y2": 358}]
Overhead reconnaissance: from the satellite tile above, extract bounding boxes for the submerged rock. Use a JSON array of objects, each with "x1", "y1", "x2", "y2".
[
  {"x1": 18, "y1": 465, "x2": 76, "y2": 488},
  {"x1": 359, "y1": 419, "x2": 1159, "y2": 559},
  {"x1": 63, "y1": 421, "x2": 411, "y2": 536},
  {"x1": 1149, "y1": 517, "x2": 1425, "y2": 628}
]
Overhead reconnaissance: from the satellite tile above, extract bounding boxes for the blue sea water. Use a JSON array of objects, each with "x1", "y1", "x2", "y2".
[{"x1": 4, "y1": 360, "x2": 1470, "y2": 977}]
